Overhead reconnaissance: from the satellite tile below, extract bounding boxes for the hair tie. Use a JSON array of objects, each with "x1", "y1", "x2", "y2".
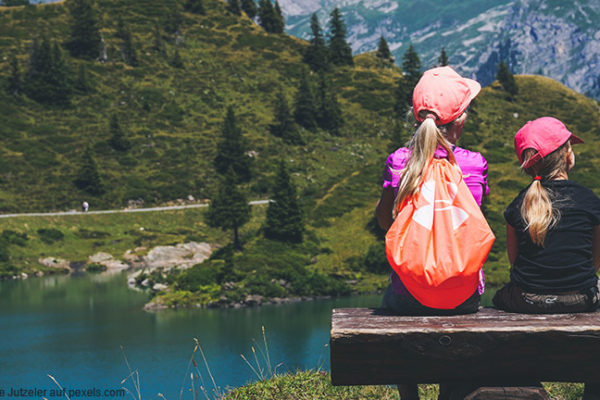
[
  {"x1": 534, "y1": 176, "x2": 542, "y2": 181},
  {"x1": 425, "y1": 113, "x2": 437, "y2": 121}
]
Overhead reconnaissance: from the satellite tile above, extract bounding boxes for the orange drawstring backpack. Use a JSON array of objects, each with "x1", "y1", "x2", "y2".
[{"x1": 385, "y1": 158, "x2": 495, "y2": 309}]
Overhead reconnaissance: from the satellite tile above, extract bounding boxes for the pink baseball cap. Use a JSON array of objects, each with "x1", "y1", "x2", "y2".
[
  {"x1": 515, "y1": 117, "x2": 584, "y2": 169},
  {"x1": 412, "y1": 66, "x2": 481, "y2": 126}
]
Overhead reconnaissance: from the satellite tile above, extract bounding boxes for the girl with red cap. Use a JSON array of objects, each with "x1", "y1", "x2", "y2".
[
  {"x1": 493, "y1": 116, "x2": 600, "y2": 400},
  {"x1": 494, "y1": 117, "x2": 600, "y2": 314},
  {"x1": 376, "y1": 66, "x2": 489, "y2": 315}
]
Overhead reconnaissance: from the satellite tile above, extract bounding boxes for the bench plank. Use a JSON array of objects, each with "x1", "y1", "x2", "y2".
[{"x1": 330, "y1": 307, "x2": 600, "y2": 385}]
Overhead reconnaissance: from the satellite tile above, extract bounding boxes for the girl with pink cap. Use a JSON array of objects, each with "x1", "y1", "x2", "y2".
[
  {"x1": 494, "y1": 117, "x2": 600, "y2": 314},
  {"x1": 376, "y1": 66, "x2": 489, "y2": 316},
  {"x1": 376, "y1": 66, "x2": 490, "y2": 399},
  {"x1": 493, "y1": 116, "x2": 600, "y2": 400}
]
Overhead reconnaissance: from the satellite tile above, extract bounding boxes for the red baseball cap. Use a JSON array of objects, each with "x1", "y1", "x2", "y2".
[
  {"x1": 412, "y1": 66, "x2": 481, "y2": 126},
  {"x1": 514, "y1": 117, "x2": 584, "y2": 169}
]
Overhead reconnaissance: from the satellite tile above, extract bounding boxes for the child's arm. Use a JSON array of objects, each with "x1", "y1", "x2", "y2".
[
  {"x1": 593, "y1": 225, "x2": 600, "y2": 272},
  {"x1": 376, "y1": 187, "x2": 395, "y2": 231},
  {"x1": 506, "y1": 223, "x2": 519, "y2": 266}
]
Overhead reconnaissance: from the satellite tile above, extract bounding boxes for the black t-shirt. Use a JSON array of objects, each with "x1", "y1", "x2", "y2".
[{"x1": 504, "y1": 180, "x2": 600, "y2": 293}]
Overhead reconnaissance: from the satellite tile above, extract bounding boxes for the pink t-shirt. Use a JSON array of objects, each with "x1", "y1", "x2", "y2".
[{"x1": 383, "y1": 145, "x2": 490, "y2": 296}]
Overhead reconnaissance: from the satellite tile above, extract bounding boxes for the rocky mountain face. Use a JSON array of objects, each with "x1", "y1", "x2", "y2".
[{"x1": 283, "y1": 0, "x2": 600, "y2": 99}]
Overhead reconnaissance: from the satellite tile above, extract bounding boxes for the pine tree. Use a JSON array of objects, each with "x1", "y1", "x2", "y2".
[
  {"x1": 394, "y1": 43, "x2": 421, "y2": 112},
  {"x1": 303, "y1": 13, "x2": 330, "y2": 72},
  {"x1": 264, "y1": 161, "x2": 304, "y2": 243},
  {"x1": 120, "y1": 28, "x2": 138, "y2": 66},
  {"x1": 226, "y1": 0, "x2": 241, "y2": 15},
  {"x1": 75, "y1": 64, "x2": 92, "y2": 93},
  {"x1": 376, "y1": 35, "x2": 392, "y2": 62},
  {"x1": 317, "y1": 73, "x2": 343, "y2": 134},
  {"x1": 214, "y1": 106, "x2": 252, "y2": 182},
  {"x1": 65, "y1": 0, "x2": 102, "y2": 59},
  {"x1": 257, "y1": 0, "x2": 275, "y2": 33},
  {"x1": 25, "y1": 39, "x2": 72, "y2": 104},
  {"x1": 184, "y1": 0, "x2": 205, "y2": 14},
  {"x1": 206, "y1": 172, "x2": 251, "y2": 250},
  {"x1": 270, "y1": 88, "x2": 302, "y2": 144},
  {"x1": 7, "y1": 54, "x2": 21, "y2": 95},
  {"x1": 153, "y1": 25, "x2": 167, "y2": 56},
  {"x1": 272, "y1": 1, "x2": 285, "y2": 33},
  {"x1": 497, "y1": 60, "x2": 518, "y2": 96},
  {"x1": 293, "y1": 71, "x2": 318, "y2": 130},
  {"x1": 164, "y1": 1, "x2": 183, "y2": 35},
  {"x1": 438, "y1": 47, "x2": 449, "y2": 66},
  {"x1": 241, "y1": 0, "x2": 256, "y2": 19},
  {"x1": 327, "y1": 8, "x2": 353, "y2": 66},
  {"x1": 171, "y1": 49, "x2": 184, "y2": 68},
  {"x1": 74, "y1": 146, "x2": 104, "y2": 196},
  {"x1": 108, "y1": 115, "x2": 131, "y2": 151}
]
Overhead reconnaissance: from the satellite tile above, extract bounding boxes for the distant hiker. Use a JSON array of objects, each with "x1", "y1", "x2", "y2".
[
  {"x1": 492, "y1": 117, "x2": 600, "y2": 399},
  {"x1": 81, "y1": 201, "x2": 89, "y2": 212},
  {"x1": 375, "y1": 66, "x2": 492, "y2": 400}
]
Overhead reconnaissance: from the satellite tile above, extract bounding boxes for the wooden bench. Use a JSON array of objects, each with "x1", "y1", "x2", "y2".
[{"x1": 330, "y1": 308, "x2": 600, "y2": 398}]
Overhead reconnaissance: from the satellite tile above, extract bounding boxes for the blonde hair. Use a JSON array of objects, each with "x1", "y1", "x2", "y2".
[
  {"x1": 393, "y1": 112, "x2": 458, "y2": 216},
  {"x1": 520, "y1": 142, "x2": 571, "y2": 246}
]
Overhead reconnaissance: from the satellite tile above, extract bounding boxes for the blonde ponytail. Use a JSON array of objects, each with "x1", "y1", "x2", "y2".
[
  {"x1": 520, "y1": 180, "x2": 559, "y2": 246},
  {"x1": 393, "y1": 117, "x2": 455, "y2": 216},
  {"x1": 519, "y1": 143, "x2": 570, "y2": 246}
]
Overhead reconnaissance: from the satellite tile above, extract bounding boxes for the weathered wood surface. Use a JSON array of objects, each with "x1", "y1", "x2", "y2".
[{"x1": 330, "y1": 307, "x2": 600, "y2": 386}]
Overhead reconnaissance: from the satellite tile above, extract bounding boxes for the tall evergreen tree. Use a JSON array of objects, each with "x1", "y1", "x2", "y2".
[
  {"x1": 438, "y1": 47, "x2": 449, "y2": 66},
  {"x1": 394, "y1": 43, "x2": 421, "y2": 113},
  {"x1": 153, "y1": 25, "x2": 167, "y2": 56},
  {"x1": 65, "y1": 0, "x2": 102, "y2": 59},
  {"x1": 171, "y1": 49, "x2": 184, "y2": 68},
  {"x1": 317, "y1": 74, "x2": 343, "y2": 134},
  {"x1": 74, "y1": 146, "x2": 104, "y2": 195},
  {"x1": 214, "y1": 106, "x2": 252, "y2": 182},
  {"x1": 327, "y1": 8, "x2": 353, "y2": 66},
  {"x1": 303, "y1": 13, "x2": 330, "y2": 72},
  {"x1": 25, "y1": 39, "x2": 72, "y2": 104},
  {"x1": 120, "y1": 28, "x2": 138, "y2": 66},
  {"x1": 164, "y1": 1, "x2": 183, "y2": 34},
  {"x1": 108, "y1": 115, "x2": 131, "y2": 151},
  {"x1": 7, "y1": 54, "x2": 21, "y2": 95},
  {"x1": 264, "y1": 161, "x2": 304, "y2": 243},
  {"x1": 206, "y1": 172, "x2": 250, "y2": 250},
  {"x1": 241, "y1": 0, "x2": 256, "y2": 19},
  {"x1": 272, "y1": 1, "x2": 285, "y2": 33},
  {"x1": 75, "y1": 64, "x2": 92, "y2": 93},
  {"x1": 226, "y1": 0, "x2": 241, "y2": 15},
  {"x1": 270, "y1": 88, "x2": 302, "y2": 144},
  {"x1": 257, "y1": 0, "x2": 276, "y2": 33},
  {"x1": 497, "y1": 60, "x2": 518, "y2": 96},
  {"x1": 293, "y1": 71, "x2": 318, "y2": 130},
  {"x1": 184, "y1": 0, "x2": 205, "y2": 14},
  {"x1": 376, "y1": 35, "x2": 392, "y2": 61}
]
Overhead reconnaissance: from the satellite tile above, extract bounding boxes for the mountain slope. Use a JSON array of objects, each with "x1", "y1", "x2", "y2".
[
  {"x1": 0, "y1": 0, "x2": 401, "y2": 212},
  {"x1": 283, "y1": 0, "x2": 600, "y2": 99}
]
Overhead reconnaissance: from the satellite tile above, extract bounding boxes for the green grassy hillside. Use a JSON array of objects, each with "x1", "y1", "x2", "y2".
[
  {"x1": 2, "y1": 0, "x2": 599, "y2": 305},
  {"x1": 0, "y1": 0, "x2": 399, "y2": 212}
]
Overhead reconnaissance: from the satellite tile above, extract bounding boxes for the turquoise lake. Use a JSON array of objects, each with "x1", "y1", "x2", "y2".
[{"x1": 0, "y1": 273, "x2": 381, "y2": 399}]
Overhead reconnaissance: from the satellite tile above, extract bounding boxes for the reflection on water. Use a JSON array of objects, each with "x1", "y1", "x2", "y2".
[{"x1": 0, "y1": 273, "x2": 380, "y2": 399}]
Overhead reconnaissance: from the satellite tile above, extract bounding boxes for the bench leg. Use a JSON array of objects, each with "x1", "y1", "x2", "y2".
[{"x1": 397, "y1": 383, "x2": 419, "y2": 400}]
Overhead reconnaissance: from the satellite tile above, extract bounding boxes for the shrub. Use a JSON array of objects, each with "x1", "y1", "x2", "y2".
[
  {"x1": 85, "y1": 263, "x2": 107, "y2": 273},
  {"x1": 364, "y1": 242, "x2": 389, "y2": 274},
  {"x1": 1, "y1": 230, "x2": 28, "y2": 246},
  {"x1": 37, "y1": 228, "x2": 64, "y2": 244}
]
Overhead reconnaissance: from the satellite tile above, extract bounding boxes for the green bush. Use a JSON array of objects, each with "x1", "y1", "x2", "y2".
[
  {"x1": 37, "y1": 228, "x2": 64, "y2": 244},
  {"x1": 85, "y1": 263, "x2": 107, "y2": 273},
  {"x1": 1, "y1": 230, "x2": 28, "y2": 246},
  {"x1": 364, "y1": 242, "x2": 389, "y2": 274}
]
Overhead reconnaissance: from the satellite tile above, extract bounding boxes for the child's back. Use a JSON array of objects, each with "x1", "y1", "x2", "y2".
[{"x1": 494, "y1": 117, "x2": 600, "y2": 314}]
